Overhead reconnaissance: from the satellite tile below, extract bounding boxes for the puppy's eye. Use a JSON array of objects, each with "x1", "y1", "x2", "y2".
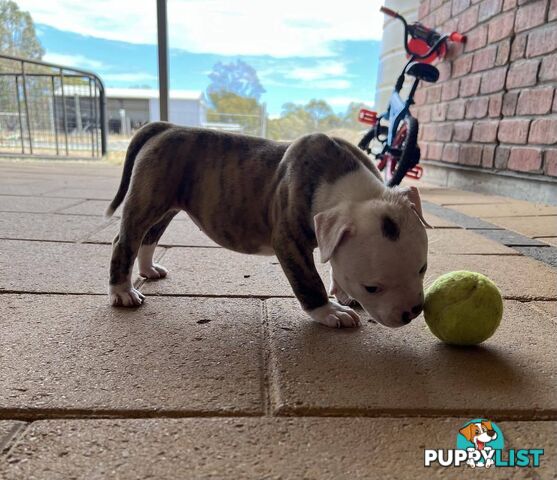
[
  {"x1": 364, "y1": 285, "x2": 381, "y2": 294},
  {"x1": 419, "y1": 264, "x2": 427, "y2": 275}
]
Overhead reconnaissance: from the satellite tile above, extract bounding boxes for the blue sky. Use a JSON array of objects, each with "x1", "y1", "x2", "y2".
[{"x1": 22, "y1": 0, "x2": 384, "y2": 116}]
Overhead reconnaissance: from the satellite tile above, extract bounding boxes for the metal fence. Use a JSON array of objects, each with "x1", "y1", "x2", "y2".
[{"x1": 0, "y1": 54, "x2": 107, "y2": 159}]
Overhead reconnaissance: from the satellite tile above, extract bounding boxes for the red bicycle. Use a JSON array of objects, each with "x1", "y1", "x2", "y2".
[{"x1": 358, "y1": 6, "x2": 466, "y2": 186}]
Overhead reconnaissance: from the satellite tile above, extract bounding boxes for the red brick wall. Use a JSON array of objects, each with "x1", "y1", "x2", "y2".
[{"x1": 414, "y1": 0, "x2": 557, "y2": 177}]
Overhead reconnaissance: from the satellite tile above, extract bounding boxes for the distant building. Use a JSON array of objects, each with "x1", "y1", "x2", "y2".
[{"x1": 106, "y1": 88, "x2": 208, "y2": 134}]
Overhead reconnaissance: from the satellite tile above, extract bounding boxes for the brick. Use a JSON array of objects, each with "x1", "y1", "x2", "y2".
[
  {"x1": 554, "y1": 92, "x2": 557, "y2": 112},
  {"x1": 506, "y1": 58, "x2": 540, "y2": 88},
  {"x1": 511, "y1": 32, "x2": 528, "y2": 60},
  {"x1": 452, "y1": 54, "x2": 473, "y2": 77},
  {"x1": 529, "y1": 117, "x2": 557, "y2": 144},
  {"x1": 459, "y1": 144, "x2": 484, "y2": 165},
  {"x1": 453, "y1": 121, "x2": 474, "y2": 141},
  {"x1": 472, "y1": 120, "x2": 499, "y2": 142},
  {"x1": 459, "y1": 5, "x2": 479, "y2": 32},
  {"x1": 502, "y1": 91, "x2": 519, "y2": 115},
  {"x1": 545, "y1": 149, "x2": 557, "y2": 175},
  {"x1": 414, "y1": 88, "x2": 426, "y2": 106},
  {"x1": 480, "y1": 66, "x2": 507, "y2": 94},
  {"x1": 495, "y1": 145, "x2": 511, "y2": 168},
  {"x1": 489, "y1": 92, "x2": 503, "y2": 116},
  {"x1": 503, "y1": 0, "x2": 517, "y2": 9},
  {"x1": 508, "y1": 147, "x2": 543, "y2": 172},
  {"x1": 414, "y1": 105, "x2": 432, "y2": 122},
  {"x1": 447, "y1": 98, "x2": 467, "y2": 119},
  {"x1": 453, "y1": 0, "x2": 471, "y2": 14},
  {"x1": 437, "y1": 62, "x2": 452, "y2": 82},
  {"x1": 421, "y1": 124, "x2": 436, "y2": 141},
  {"x1": 466, "y1": 96, "x2": 489, "y2": 118},
  {"x1": 428, "y1": 142, "x2": 444, "y2": 160},
  {"x1": 515, "y1": 0, "x2": 548, "y2": 32},
  {"x1": 460, "y1": 73, "x2": 482, "y2": 96},
  {"x1": 498, "y1": 118, "x2": 531, "y2": 143},
  {"x1": 419, "y1": 0, "x2": 431, "y2": 18},
  {"x1": 431, "y1": 102, "x2": 448, "y2": 121},
  {"x1": 540, "y1": 53, "x2": 557, "y2": 81},
  {"x1": 479, "y1": 0, "x2": 503, "y2": 21},
  {"x1": 465, "y1": 25, "x2": 488, "y2": 52},
  {"x1": 488, "y1": 10, "x2": 515, "y2": 42},
  {"x1": 472, "y1": 45, "x2": 497, "y2": 72},
  {"x1": 436, "y1": 2, "x2": 453, "y2": 24},
  {"x1": 431, "y1": 0, "x2": 444, "y2": 9},
  {"x1": 482, "y1": 145, "x2": 496, "y2": 167},
  {"x1": 442, "y1": 79, "x2": 460, "y2": 100},
  {"x1": 526, "y1": 25, "x2": 557, "y2": 57},
  {"x1": 443, "y1": 143, "x2": 460, "y2": 162},
  {"x1": 516, "y1": 87, "x2": 555, "y2": 115},
  {"x1": 550, "y1": 0, "x2": 557, "y2": 20},
  {"x1": 436, "y1": 122, "x2": 453, "y2": 141},
  {"x1": 496, "y1": 38, "x2": 511, "y2": 65},
  {"x1": 426, "y1": 85, "x2": 443, "y2": 103}
]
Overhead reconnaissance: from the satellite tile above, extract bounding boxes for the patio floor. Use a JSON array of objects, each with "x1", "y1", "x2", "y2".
[{"x1": 0, "y1": 159, "x2": 555, "y2": 479}]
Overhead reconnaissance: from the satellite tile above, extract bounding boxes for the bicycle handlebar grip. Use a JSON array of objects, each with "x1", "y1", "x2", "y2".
[
  {"x1": 449, "y1": 32, "x2": 467, "y2": 43},
  {"x1": 380, "y1": 6, "x2": 398, "y2": 17}
]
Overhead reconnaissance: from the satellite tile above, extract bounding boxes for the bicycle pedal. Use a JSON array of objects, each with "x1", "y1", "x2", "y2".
[
  {"x1": 405, "y1": 166, "x2": 423, "y2": 179},
  {"x1": 358, "y1": 109, "x2": 378, "y2": 125}
]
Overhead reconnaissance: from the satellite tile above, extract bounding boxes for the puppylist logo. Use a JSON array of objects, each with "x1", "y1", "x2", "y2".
[{"x1": 424, "y1": 419, "x2": 544, "y2": 469}]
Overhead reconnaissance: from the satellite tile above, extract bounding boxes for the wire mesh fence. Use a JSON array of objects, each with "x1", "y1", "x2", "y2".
[{"x1": 0, "y1": 54, "x2": 107, "y2": 159}]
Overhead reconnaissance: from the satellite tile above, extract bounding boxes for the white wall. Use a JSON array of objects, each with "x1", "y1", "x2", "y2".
[{"x1": 149, "y1": 98, "x2": 205, "y2": 126}]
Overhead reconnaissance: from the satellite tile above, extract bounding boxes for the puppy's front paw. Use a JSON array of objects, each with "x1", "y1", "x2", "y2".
[
  {"x1": 109, "y1": 285, "x2": 145, "y2": 307},
  {"x1": 139, "y1": 263, "x2": 168, "y2": 279},
  {"x1": 308, "y1": 300, "x2": 361, "y2": 328}
]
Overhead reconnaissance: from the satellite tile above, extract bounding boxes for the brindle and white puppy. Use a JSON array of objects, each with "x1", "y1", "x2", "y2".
[{"x1": 106, "y1": 122, "x2": 429, "y2": 329}]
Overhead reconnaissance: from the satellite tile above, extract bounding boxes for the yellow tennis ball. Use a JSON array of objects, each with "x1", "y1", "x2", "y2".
[{"x1": 424, "y1": 271, "x2": 503, "y2": 345}]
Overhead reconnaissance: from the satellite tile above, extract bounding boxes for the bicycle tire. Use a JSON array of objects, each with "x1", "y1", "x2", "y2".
[{"x1": 387, "y1": 115, "x2": 420, "y2": 187}]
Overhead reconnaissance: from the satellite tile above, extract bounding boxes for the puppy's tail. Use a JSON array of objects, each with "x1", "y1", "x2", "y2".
[{"x1": 105, "y1": 122, "x2": 174, "y2": 219}]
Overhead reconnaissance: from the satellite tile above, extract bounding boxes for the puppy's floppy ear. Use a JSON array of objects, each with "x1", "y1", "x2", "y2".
[
  {"x1": 459, "y1": 424, "x2": 476, "y2": 442},
  {"x1": 400, "y1": 186, "x2": 432, "y2": 228},
  {"x1": 314, "y1": 207, "x2": 355, "y2": 264}
]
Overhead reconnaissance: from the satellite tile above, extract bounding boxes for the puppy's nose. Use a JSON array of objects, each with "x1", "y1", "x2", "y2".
[{"x1": 412, "y1": 303, "x2": 424, "y2": 315}]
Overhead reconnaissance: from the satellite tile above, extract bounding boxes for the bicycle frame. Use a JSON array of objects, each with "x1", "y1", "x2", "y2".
[{"x1": 358, "y1": 7, "x2": 466, "y2": 185}]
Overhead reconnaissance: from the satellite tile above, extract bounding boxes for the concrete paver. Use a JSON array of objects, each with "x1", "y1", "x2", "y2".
[
  {"x1": 536, "y1": 236, "x2": 557, "y2": 247},
  {"x1": 450, "y1": 202, "x2": 557, "y2": 218},
  {"x1": 141, "y1": 247, "x2": 328, "y2": 297},
  {"x1": 0, "y1": 421, "x2": 26, "y2": 453},
  {"x1": 420, "y1": 190, "x2": 509, "y2": 205},
  {"x1": 1, "y1": 418, "x2": 554, "y2": 480},
  {"x1": 427, "y1": 229, "x2": 517, "y2": 255},
  {"x1": 0, "y1": 295, "x2": 263, "y2": 414},
  {"x1": 0, "y1": 196, "x2": 80, "y2": 213},
  {"x1": 423, "y1": 212, "x2": 460, "y2": 228},
  {"x1": 89, "y1": 217, "x2": 219, "y2": 247},
  {"x1": 483, "y1": 216, "x2": 557, "y2": 237},
  {"x1": 267, "y1": 299, "x2": 557, "y2": 415},
  {"x1": 0, "y1": 240, "x2": 148, "y2": 294},
  {"x1": 427, "y1": 253, "x2": 557, "y2": 300},
  {"x1": 526, "y1": 301, "x2": 557, "y2": 322},
  {"x1": 41, "y1": 187, "x2": 117, "y2": 200},
  {"x1": 0, "y1": 212, "x2": 109, "y2": 242}
]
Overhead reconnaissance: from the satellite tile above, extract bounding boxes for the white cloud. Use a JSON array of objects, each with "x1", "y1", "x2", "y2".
[
  {"x1": 43, "y1": 52, "x2": 104, "y2": 70},
  {"x1": 286, "y1": 61, "x2": 347, "y2": 81},
  {"x1": 314, "y1": 79, "x2": 352, "y2": 89},
  {"x1": 18, "y1": 0, "x2": 385, "y2": 58}
]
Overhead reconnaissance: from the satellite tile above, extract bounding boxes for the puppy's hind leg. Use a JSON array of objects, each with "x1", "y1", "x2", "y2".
[
  {"x1": 138, "y1": 210, "x2": 179, "y2": 279},
  {"x1": 109, "y1": 204, "x2": 167, "y2": 307}
]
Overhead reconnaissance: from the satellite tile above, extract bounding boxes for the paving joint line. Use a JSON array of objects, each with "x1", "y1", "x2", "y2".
[
  {"x1": 259, "y1": 300, "x2": 272, "y2": 417},
  {"x1": 423, "y1": 201, "x2": 557, "y2": 268}
]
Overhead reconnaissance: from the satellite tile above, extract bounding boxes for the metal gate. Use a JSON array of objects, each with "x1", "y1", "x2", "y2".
[{"x1": 0, "y1": 54, "x2": 107, "y2": 158}]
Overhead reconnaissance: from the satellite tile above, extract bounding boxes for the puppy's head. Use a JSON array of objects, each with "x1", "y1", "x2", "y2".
[{"x1": 314, "y1": 186, "x2": 429, "y2": 328}]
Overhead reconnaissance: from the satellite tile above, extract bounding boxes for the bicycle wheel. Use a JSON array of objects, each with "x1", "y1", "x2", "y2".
[{"x1": 387, "y1": 115, "x2": 420, "y2": 187}]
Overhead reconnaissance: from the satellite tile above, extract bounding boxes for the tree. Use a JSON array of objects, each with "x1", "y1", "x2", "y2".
[
  {"x1": 207, "y1": 59, "x2": 265, "y2": 101},
  {"x1": 0, "y1": 0, "x2": 44, "y2": 59},
  {"x1": 206, "y1": 91, "x2": 262, "y2": 135},
  {"x1": 341, "y1": 102, "x2": 369, "y2": 129}
]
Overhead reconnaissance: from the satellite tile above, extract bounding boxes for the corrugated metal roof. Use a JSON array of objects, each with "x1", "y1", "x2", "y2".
[{"x1": 106, "y1": 88, "x2": 204, "y2": 100}]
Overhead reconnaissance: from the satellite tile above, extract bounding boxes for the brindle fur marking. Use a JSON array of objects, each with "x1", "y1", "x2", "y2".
[{"x1": 107, "y1": 123, "x2": 373, "y2": 312}]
